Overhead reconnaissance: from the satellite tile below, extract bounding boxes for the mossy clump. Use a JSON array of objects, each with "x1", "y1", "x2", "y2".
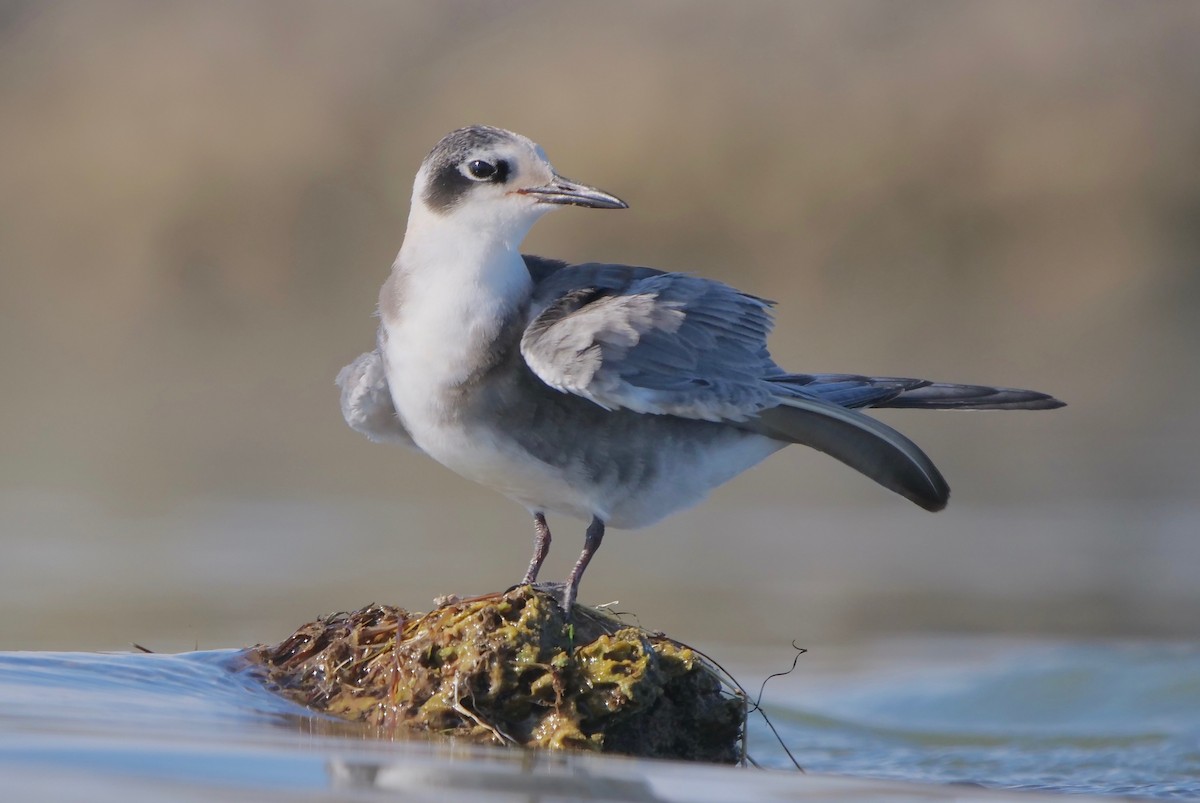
[{"x1": 246, "y1": 586, "x2": 744, "y2": 762}]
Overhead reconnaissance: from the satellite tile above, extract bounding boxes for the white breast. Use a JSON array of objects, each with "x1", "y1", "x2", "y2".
[{"x1": 380, "y1": 240, "x2": 571, "y2": 497}]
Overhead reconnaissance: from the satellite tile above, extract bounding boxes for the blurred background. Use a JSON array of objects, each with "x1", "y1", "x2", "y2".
[{"x1": 1, "y1": 0, "x2": 1197, "y2": 652}]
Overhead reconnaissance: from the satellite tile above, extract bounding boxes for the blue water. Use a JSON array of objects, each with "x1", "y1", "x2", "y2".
[
  {"x1": 0, "y1": 642, "x2": 1196, "y2": 799},
  {"x1": 747, "y1": 642, "x2": 1200, "y2": 798}
]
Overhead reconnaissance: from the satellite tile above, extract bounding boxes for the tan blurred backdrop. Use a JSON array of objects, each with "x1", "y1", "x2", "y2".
[{"x1": 2, "y1": 1, "x2": 1198, "y2": 651}]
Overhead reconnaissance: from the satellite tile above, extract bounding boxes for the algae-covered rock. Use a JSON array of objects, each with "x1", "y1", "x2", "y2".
[{"x1": 247, "y1": 586, "x2": 744, "y2": 762}]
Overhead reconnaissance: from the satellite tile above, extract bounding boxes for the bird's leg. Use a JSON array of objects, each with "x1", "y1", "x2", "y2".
[
  {"x1": 520, "y1": 512, "x2": 552, "y2": 586},
  {"x1": 561, "y1": 517, "x2": 605, "y2": 613}
]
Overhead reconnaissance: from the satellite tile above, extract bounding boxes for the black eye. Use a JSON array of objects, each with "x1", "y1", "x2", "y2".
[
  {"x1": 464, "y1": 159, "x2": 510, "y2": 183},
  {"x1": 466, "y1": 160, "x2": 496, "y2": 180}
]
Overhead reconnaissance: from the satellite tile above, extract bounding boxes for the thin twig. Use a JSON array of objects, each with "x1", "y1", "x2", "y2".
[{"x1": 450, "y1": 674, "x2": 515, "y2": 746}]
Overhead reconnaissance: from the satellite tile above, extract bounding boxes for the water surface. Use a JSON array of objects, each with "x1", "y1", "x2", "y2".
[{"x1": 0, "y1": 639, "x2": 1195, "y2": 800}]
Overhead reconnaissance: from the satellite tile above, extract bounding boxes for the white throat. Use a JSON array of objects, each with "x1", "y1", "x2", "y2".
[
  {"x1": 380, "y1": 201, "x2": 537, "y2": 432},
  {"x1": 399, "y1": 198, "x2": 539, "y2": 274}
]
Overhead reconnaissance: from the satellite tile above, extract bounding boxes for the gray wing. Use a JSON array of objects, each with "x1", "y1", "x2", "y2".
[
  {"x1": 518, "y1": 261, "x2": 954, "y2": 511},
  {"x1": 335, "y1": 349, "x2": 419, "y2": 449},
  {"x1": 520, "y1": 263, "x2": 783, "y2": 422},
  {"x1": 516, "y1": 258, "x2": 1060, "y2": 513}
]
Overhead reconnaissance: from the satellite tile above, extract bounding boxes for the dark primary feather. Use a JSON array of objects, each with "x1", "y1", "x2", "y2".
[
  {"x1": 753, "y1": 397, "x2": 950, "y2": 511},
  {"x1": 769, "y1": 373, "x2": 1066, "y2": 411}
]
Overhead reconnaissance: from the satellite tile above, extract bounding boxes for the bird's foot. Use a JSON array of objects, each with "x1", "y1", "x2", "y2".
[{"x1": 505, "y1": 581, "x2": 576, "y2": 619}]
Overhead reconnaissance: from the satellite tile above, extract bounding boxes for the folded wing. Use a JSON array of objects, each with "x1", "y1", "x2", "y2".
[
  {"x1": 521, "y1": 263, "x2": 783, "y2": 421},
  {"x1": 518, "y1": 261, "x2": 954, "y2": 510}
]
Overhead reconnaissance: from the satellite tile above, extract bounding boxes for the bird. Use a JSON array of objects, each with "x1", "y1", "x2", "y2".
[{"x1": 337, "y1": 124, "x2": 1064, "y2": 613}]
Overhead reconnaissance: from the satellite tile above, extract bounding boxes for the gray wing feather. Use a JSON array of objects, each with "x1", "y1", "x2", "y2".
[
  {"x1": 335, "y1": 349, "x2": 419, "y2": 449},
  {"x1": 768, "y1": 373, "x2": 1066, "y2": 410},
  {"x1": 520, "y1": 264, "x2": 783, "y2": 421}
]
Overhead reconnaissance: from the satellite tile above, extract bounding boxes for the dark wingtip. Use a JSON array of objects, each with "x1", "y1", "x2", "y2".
[
  {"x1": 757, "y1": 400, "x2": 952, "y2": 514},
  {"x1": 997, "y1": 390, "x2": 1067, "y2": 411},
  {"x1": 881, "y1": 384, "x2": 1068, "y2": 411},
  {"x1": 909, "y1": 466, "x2": 950, "y2": 512},
  {"x1": 917, "y1": 486, "x2": 950, "y2": 512}
]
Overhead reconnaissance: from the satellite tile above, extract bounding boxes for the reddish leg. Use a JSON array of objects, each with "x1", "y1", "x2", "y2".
[{"x1": 520, "y1": 512, "x2": 552, "y2": 585}]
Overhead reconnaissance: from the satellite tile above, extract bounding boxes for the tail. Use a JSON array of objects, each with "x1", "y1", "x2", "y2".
[
  {"x1": 751, "y1": 396, "x2": 950, "y2": 512},
  {"x1": 768, "y1": 373, "x2": 1066, "y2": 411}
]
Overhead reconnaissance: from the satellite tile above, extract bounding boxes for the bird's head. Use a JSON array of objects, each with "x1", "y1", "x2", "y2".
[{"x1": 410, "y1": 125, "x2": 627, "y2": 243}]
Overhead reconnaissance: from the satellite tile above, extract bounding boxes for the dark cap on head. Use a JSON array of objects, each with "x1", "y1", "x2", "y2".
[{"x1": 421, "y1": 125, "x2": 524, "y2": 214}]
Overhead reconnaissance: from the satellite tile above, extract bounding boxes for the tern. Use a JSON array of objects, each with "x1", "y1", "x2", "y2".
[{"x1": 338, "y1": 125, "x2": 1064, "y2": 612}]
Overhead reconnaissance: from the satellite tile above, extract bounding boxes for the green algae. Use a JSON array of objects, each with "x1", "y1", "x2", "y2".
[{"x1": 249, "y1": 586, "x2": 743, "y2": 762}]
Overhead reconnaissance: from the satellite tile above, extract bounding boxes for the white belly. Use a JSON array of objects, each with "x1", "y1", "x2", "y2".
[
  {"x1": 415, "y1": 419, "x2": 602, "y2": 521},
  {"x1": 398, "y1": 401, "x2": 782, "y2": 530}
]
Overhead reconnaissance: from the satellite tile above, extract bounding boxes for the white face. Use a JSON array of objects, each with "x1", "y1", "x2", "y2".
[{"x1": 413, "y1": 126, "x2": 626, "y2": 235}]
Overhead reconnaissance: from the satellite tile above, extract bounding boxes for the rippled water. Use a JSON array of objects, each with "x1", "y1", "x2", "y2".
[
  {"x1": 0, "y1": 641, "x2": 1196, "y2": 800},
  {"x1": 746, "y1": 641, "x2": 1200, "y2": 798}
]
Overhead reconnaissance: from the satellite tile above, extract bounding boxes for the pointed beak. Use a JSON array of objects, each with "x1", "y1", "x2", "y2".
[{"x1": 518, "y1": 175, "x2": 628, "y2": 209}]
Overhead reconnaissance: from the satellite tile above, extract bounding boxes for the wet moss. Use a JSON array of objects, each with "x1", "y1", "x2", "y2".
[{"x1": 247, "y1": 586, "x2": 743, "y2": 762}]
